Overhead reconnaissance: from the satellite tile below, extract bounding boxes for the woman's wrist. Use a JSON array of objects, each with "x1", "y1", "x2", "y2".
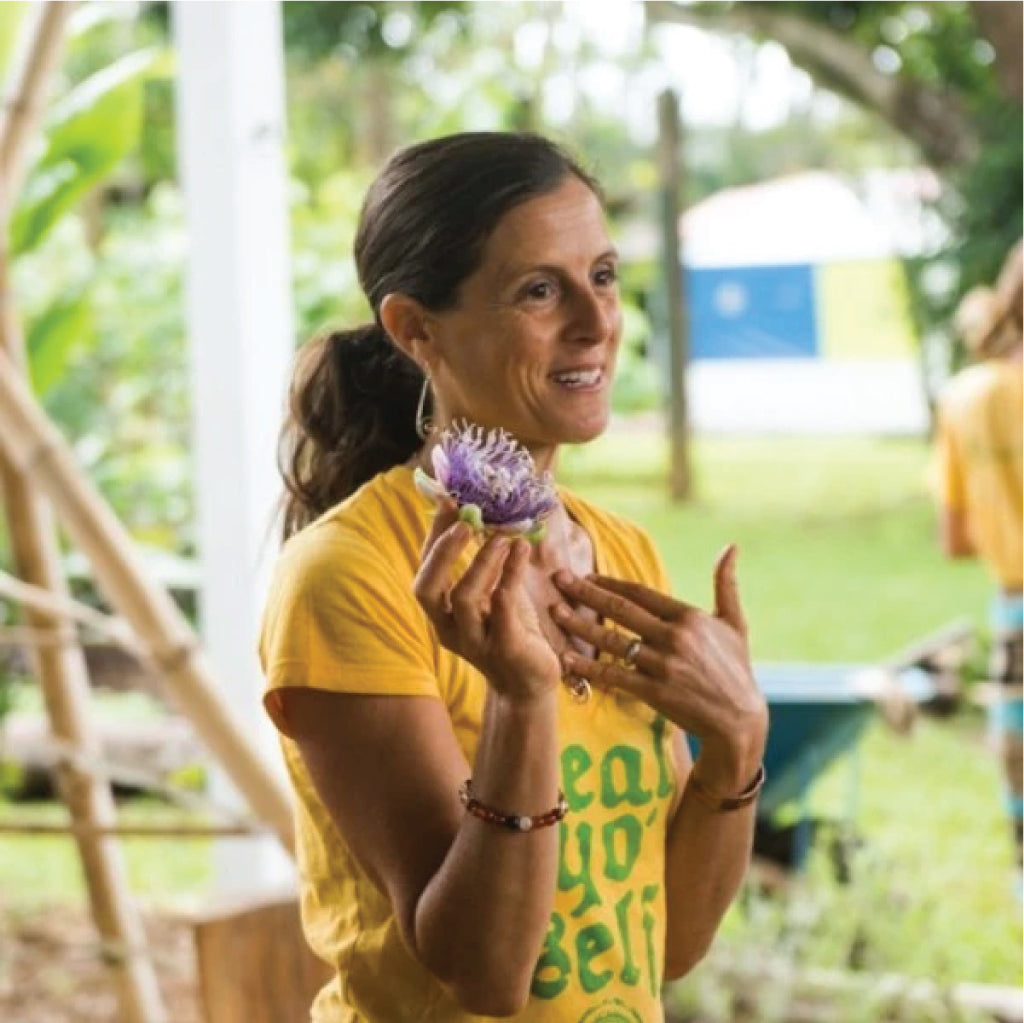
[
  {"x1": 486, "y1": 673, "x2": 561, "y2": 710},
  {"x1": 690, "y1": 711, "x2": 768, "y2": 793},
  {"x1": 471, "y1": 683, "x2": 561, "y2": 815}
]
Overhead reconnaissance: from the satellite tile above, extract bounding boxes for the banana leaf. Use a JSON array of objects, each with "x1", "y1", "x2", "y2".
[
  {"x1": 26, "y1": 291, "x2": 93, "y2": 397},
  {"x1": 10, "y1": 47, "x2": 170, "y2": 255}
]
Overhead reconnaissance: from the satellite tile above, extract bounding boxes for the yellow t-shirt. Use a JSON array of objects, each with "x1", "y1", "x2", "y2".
[
  {"x1": 259, "y1": 464, "x2": 680, "y2": 1023},
  {"x1": 934, "y1": 360, "x2": 1023, "y2": 588}
]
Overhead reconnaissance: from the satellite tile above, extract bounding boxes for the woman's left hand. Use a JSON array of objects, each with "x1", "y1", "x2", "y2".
[{"x1": 552, "y1": 545, "x2": 767, "y2": 788}]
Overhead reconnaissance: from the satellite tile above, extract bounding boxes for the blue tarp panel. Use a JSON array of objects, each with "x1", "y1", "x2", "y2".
[{"x1": 686, "y1": 264, "x2": 819, "y2": 360}]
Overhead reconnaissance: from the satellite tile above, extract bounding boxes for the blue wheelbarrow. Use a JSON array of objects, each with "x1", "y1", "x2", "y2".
[{"x1": 689, "y1": 660, "x2": 938, "y2": 872}]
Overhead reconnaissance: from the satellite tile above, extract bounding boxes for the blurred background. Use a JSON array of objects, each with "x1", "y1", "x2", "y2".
[{"x1": 0, "y1": 2, "x2": 1021, "y2": 1021}]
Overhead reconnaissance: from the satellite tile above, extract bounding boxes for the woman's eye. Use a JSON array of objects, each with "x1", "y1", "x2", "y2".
[
  {"x1": 525, "y1": 280, "x2": 555, "y2": 301},
  {"x1": 594, "y1": 265, "x2": 619, "y2": 287}
]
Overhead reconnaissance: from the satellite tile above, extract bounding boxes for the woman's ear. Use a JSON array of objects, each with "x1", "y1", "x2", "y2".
[{"x1": 379, "y1": 293, "x2": 435, "y2": 369}]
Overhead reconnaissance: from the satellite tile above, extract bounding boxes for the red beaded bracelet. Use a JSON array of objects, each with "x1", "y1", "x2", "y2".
[
  {"x1": 458, "y1": 780, "x2": 569, "y2": 833},
  {"x1": 688, "y1": 764, "x2": 766, "y2": 812}
]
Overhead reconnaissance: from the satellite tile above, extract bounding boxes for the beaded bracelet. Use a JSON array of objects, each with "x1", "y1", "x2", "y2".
[
  {"x1": 458, "y1": 779, "x2": 569, "y2": 833},
  {"x1": 688, "y1": 763, "x2": 766, "y2": 812}
]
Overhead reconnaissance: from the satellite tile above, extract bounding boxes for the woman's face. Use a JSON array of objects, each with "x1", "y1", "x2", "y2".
[{"x1": 424, "y1": 175, "x2": 622, "y2": 471}]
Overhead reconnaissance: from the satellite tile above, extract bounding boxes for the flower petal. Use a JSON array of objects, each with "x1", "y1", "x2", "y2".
[
  {"x1": 431, "y1": 446, "x2": 451, "y2": 486},
  {"x1": 413, "y1": 467, "x2": 448, "y2": 503},
  {"x1": 432, "y1": 421, "x2": 559, "y2": 528}
]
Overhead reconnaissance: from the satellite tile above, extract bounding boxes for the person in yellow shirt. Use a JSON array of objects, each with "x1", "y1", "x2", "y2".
[
  {"x1": 260, "y1": 133, "x2": 768, "y2": 1022},
  {"x1": 934, "y1": 240, "x2": 1023, "y2": 870}
]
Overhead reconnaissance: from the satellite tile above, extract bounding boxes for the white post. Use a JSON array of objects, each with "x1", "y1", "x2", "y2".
[{"x1": 172, "y1": 0, "x2": 295, "y2": 893}]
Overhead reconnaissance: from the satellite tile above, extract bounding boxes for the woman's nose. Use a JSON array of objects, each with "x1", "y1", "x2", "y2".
[{"x1": 568, "y1": 286, "x2": 618, "y2": 344}]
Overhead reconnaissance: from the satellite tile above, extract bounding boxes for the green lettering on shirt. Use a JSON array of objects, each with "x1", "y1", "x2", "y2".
[
  {"x1": 558, "y1": 820, "x2": 602, "y2": 918},
  {"x1": 613, "y1": 889, "x2": 641, "y2": 986},
  {"x1": 576, "y1": 922, "x2": 616, "y2": 994},
  {"x1": 602, "y1": 813, "x2": 643, "y2": 882},
  {"x1": 642, "y1": 883, "x2": 661, "y2": 997},
  {"x1": 531, "y1": 911, "x2": 571, "y2": 1000},
  {"x1": 562, "y1": 744, "x2": 595, "y2": 811},
  {"x1": 600, "y1": 745, "x2": 653, "y2": 808}
]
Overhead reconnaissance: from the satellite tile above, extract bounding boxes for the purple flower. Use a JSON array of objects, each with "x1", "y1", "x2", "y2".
[{"x1": 414, "y1": 421, "x2": 558, "y2": 541}]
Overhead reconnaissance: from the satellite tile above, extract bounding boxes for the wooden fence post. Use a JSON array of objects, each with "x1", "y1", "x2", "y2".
[{"x1": 657, "y1": 88, "x2": 693, "y2": 501}]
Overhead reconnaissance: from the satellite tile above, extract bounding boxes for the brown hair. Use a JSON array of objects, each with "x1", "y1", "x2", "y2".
[{"x1": 279, "y1": 132, "x2": 600, "y2": 539}]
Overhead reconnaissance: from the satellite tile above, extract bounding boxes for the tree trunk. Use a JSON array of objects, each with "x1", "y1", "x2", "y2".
[{"x1": 971, "y1": 1, "x2": 1023, "y2": 102}]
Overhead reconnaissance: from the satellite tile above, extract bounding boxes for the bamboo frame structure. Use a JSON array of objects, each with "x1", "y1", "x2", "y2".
[
  {"x1": 0, "y1": 4, "x2": 293, "y2": 1020},
  {"x1": 0, "y1": 6, "x2": 167, "y2": 1021},
  {"x1": 0, "y1": 348, "x2": 295, "y2": 852},
  {"x1": 0, "y1": 566, "x2": 142, "y2": 650}
]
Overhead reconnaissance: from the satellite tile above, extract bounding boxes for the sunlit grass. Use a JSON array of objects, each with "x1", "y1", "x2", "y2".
[
  {"x1": 0, "y1": 800, "x2": 212, "y2": 910},
  {"x1": 560, "y1": 431, "x2": 991, "y2": 661}
]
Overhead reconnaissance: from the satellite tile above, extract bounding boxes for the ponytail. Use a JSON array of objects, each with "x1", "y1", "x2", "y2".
[{"x1": 278, "y1": 324, "x2": 424, "y2": 539}]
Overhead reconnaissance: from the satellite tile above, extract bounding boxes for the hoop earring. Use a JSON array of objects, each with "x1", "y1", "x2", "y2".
[{"x1": 415, "y1": 374, "x2": 434, "y2": 441}]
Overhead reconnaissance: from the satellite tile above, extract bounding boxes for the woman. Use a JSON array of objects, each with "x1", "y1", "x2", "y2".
[
  {"x1": 260, "y1": 132, "x2": 767, "y2": 1022},
  {"x1": 935, "y1": 241, "x2": 1022, "y2": 873}
]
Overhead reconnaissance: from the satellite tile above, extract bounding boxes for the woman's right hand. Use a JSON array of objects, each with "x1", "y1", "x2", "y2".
[{"x1": 414, "y1": 504, "x2": 563, "y2": 702}]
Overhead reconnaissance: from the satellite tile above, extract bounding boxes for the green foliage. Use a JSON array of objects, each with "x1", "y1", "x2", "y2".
[
  {"x1": 283, "y1": 1, "x2": 468, "y2": 64},
  {"x1": 0, "y1": 1, "x2": 28, "y2": 74},
  {"x1": 11, "y1": 47, "x2": 169, "y2": 256},
  {"x1": 291, "y1": 169, "x2": 376, "y2": 335},
  {"x1": 25, "y1": 290, "x2": 93, "y2": 398},
  {"x1": 946, "y1": 97, "x2": 1024, "y2": 296},
  {"x1": 736, "y1": 2, "x2": 1001, "y2": 102},
  {"x1": 610, "y1": 302, "x2": 662, "y2": 414},
  {"x1": 14, "y1": 187, "x2": 194, "y2": 552}
]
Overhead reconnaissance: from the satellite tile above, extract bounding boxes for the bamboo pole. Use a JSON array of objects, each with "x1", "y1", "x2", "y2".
[
  {"x1": 0, "y1": 5, "x2": 169, "y2": 1020},
  {"x1": 41, "y1": 735, "x2": 261, "y2": 824},
  {"x1": 0, "y1": 623, "x2": 78, "y2": 647},
  {"x1": 0, "y1": 349, "x2": 295, "y2": 854},
  {"x1": 0, "y1": 2, "x2": 74, "y2": 208},
  {"x1": 0, "y1": 566, "x2": 140, "y2": 647}
]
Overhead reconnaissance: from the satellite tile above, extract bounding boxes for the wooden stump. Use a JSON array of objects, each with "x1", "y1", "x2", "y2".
[{"x1": 187, "y1": 891, "x2": 331, "y2": 1023}]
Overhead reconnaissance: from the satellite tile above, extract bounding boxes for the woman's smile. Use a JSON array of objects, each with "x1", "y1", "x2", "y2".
[{"x1": 548, "y1": 364, "x2": 606, "y2": 391}]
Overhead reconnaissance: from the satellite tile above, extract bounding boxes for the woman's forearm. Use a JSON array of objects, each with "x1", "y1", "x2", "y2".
[
  {"x1": 413, "y1": 685, "x2": 561, "y2": 1014},
  {"x1": 662, "y1": 754, "x2": 760, "y2": 980}
]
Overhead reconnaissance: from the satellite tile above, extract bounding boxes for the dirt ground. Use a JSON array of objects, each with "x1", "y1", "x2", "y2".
[{"x1": 0, "y1": 904, "x2": 200, "y2": 1023}]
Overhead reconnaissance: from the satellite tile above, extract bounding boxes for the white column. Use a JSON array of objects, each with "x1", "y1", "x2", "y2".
[{"x1": 173, "y1": 0, "x2": 295, "y2": 893}]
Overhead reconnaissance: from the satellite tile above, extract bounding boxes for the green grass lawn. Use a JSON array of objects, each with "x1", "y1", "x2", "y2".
[
  {"x1": 0, "y1": 799, "x2": 213, "y2": 908},
  {"x1": 559, "y1": 431, "x2": 992, "y2": 662}
]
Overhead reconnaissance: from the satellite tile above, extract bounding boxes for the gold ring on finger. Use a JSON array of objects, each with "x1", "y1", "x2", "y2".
[{"x1": 621, "y1": 637, "x2": 642, "y2": 669}]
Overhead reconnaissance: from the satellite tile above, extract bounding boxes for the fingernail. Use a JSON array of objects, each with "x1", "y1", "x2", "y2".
[
  {"x1": 553, "y1": 569, "x2": 574, "y2": 587},
  {"x1": 552, "y1": 603, "x2": 570, "y2": 621}
]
